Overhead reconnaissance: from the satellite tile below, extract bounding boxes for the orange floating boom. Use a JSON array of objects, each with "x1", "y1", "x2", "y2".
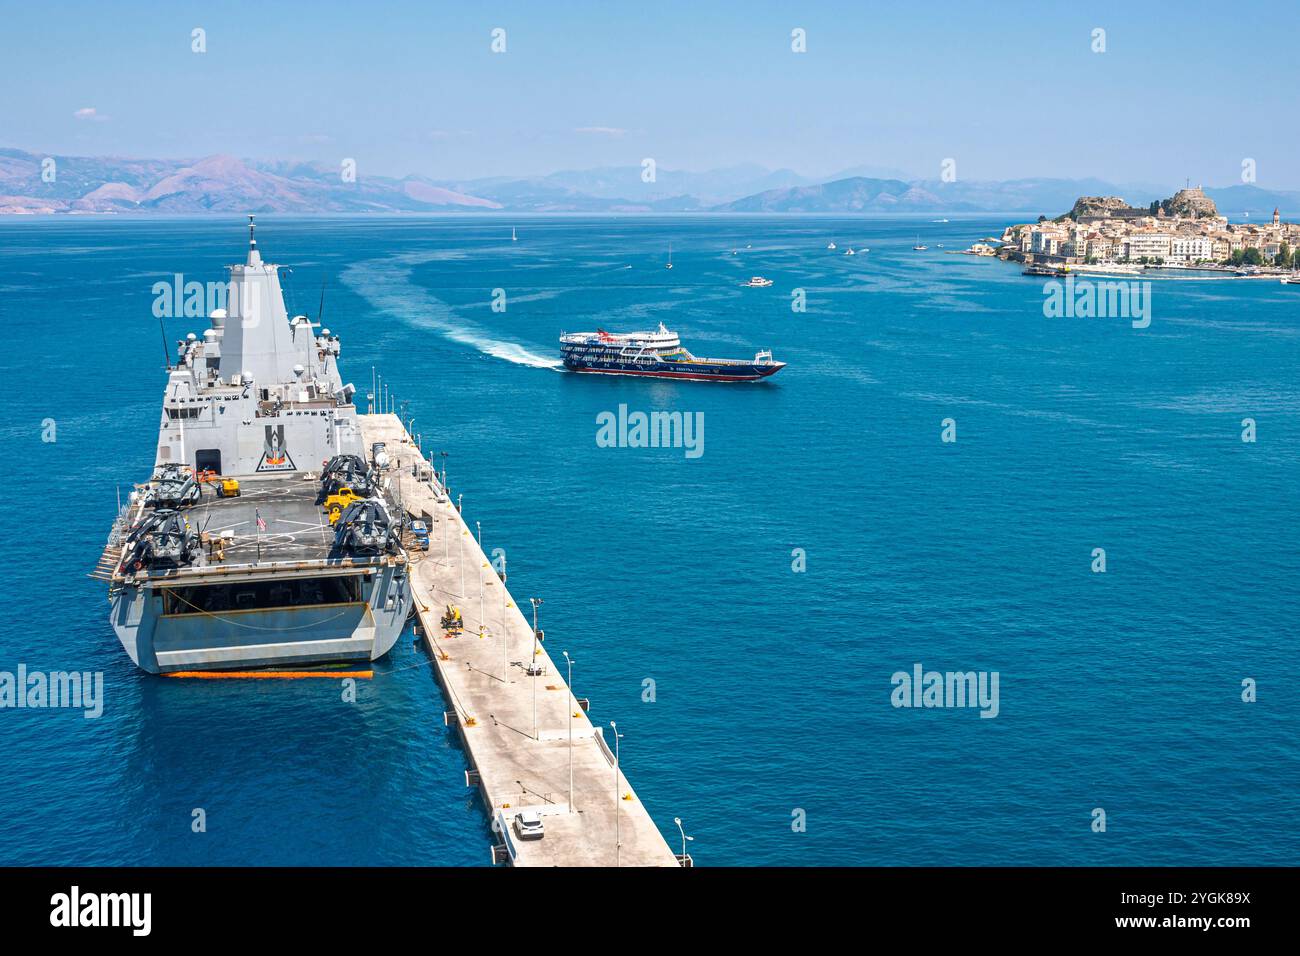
[{"x1": 163, "y1": 670, "x2": 373, "y2": 680}]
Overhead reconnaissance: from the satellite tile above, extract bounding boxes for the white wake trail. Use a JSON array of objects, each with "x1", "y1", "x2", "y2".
[{"x1": 340, "y1": 255, "x2": 562, "y2": 370}]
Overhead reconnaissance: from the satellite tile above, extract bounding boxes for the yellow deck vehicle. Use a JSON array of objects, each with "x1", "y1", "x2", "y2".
[
  {"x1": 217, "y1": 478, "x2": 241, "y2": 498},
  {"x1": 324, "y1": 488, "x2": 361, "y2": 524}
]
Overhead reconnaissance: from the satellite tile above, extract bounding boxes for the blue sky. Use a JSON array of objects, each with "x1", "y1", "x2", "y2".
[{"x1": 2, "y1": 0, "x2": 1297, "y2": 187}]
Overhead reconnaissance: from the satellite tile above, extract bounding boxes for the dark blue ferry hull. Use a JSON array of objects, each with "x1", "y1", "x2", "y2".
[{"x1": 562, "y1": 357, "x2": 784, "y2": 382}]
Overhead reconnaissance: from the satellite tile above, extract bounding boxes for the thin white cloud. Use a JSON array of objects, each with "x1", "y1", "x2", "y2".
[
  {"x1": 575, "y1": 126, "x2": 627, "y2": 137},
  {"x1": 73, "y1": 107, "x2": 108, "y2": 122}
]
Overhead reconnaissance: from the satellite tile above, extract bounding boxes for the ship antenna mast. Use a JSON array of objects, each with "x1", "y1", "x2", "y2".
[
  {"x1": 158, "y1": 313, "x2": 171, "y2": 370},
  {"x1": 248, "y1": 213, "x2": 256, "y2": 251}
]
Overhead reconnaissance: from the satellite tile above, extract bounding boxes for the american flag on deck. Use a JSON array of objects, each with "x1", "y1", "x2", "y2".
[{"x1": 256, "y1": 511, "x2": 267, "y2": 531}]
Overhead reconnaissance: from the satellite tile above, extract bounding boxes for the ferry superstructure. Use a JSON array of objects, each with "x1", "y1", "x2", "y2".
[
  {"x1": 559, "y1": 323, "x2": 784, "y2": 382},
  {"x1": 95, "y1": 219, "x2": 410, "y2": 673}
]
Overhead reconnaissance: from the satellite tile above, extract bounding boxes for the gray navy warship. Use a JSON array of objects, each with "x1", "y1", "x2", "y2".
[{"x1": 95, "y1": 219, "x2": 411, "y2": 673}]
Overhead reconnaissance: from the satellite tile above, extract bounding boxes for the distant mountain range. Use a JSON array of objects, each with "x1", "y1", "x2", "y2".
[{"x1": 3, "y1": 146, "x2": 1297, "y2": 219}]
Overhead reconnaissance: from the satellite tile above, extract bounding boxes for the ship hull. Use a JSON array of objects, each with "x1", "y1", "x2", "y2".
[
  {"x1": 562, "y1": 357, "x2": 784, "y2": 382},
  {"x1": 109, "y1": 565, "x2": 410, "y2": 674}
]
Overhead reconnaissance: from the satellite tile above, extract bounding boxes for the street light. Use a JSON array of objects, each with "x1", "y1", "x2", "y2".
[
  {"x1": 562, "y1": 651, "x2": 575, "y2": 813},
  {"x1": 500, "y1": 551, "x2": 508, "y2": 679},
  {"x1": 529, "y1": 597, "x2": 543, "y2": 738},
  {"x1": 610, "y1": 720, "x2": 624, "y2": 867},
  {"x1": 459, "y1": 525, "x2": 466, "y2": 597},
  {"x1": 476, "y1": 520, "x2": 481, "y2": 547},
  {"x1": 674, "y1": 817, "x2": 694, "y2": 866}
]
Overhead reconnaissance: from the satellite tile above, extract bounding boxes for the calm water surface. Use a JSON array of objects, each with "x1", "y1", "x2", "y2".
[{"x1": 0, "y1": 215, "x2": 1295, "y2": 865}]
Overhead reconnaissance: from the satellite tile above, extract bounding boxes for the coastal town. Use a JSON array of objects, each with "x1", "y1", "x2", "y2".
[{"x1": 995, "y1": 186, "x2": 1300, "y2": 274}]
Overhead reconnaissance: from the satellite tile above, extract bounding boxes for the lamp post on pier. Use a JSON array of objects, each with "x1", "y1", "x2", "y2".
[
  {"x1": 562, "y1": 651, "x2": 575, "y2": 813},
  {"x1": 500, "y1": 551, "x2": 509, "y2": 680},
  {"x1": 610, "y1": 720, "x2": 623, "y2": 867},
  {"x1": 528, "y1": 597, "x2": 543, "y2": 738},
  {"x1": 674, "y1": 817, "x2": 694, "y2": 867}
]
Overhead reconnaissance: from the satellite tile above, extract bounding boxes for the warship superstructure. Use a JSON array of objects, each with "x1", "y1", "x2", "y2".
[{"x1": 96, "y1": 218, "x2": 410, "y2": 673}]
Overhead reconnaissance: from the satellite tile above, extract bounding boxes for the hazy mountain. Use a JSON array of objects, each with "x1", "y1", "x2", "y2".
[
  {"x1": 426, "y1": 173, "x2": 704, "y2": 213},
  {"x1": 0, "y1": 147, "x2": 498, "y2": 214},
  {"x1": 437, "y1": 163, "x2": 812, "y2": 209},
  {"x1": 3, "y1": 145, "x2": 1298, "y2": 217},
  {"x1": 823, "y1": 163, "x2": 916, "y2": 182},
  {"x1": 717, "y1": 177, "x2": 926, "y2": 212},
  {"x1": 1201, "y1": 184, "x2": 1300, "y2": 219},
  {"x1": 712, "y1": 176, "x2": 1188, "y2": 215}
]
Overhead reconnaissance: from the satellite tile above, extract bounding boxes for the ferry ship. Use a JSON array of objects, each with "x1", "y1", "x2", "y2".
[
  {"x1": 559, "y1": 324, "x2": 785, "y2": 382},
  {"x1": 1023, "y1": 263, "x2": 1071, "y2": 277},
  {"x1": 94, "y1": 218, "x2": 411, "y2": 673}
]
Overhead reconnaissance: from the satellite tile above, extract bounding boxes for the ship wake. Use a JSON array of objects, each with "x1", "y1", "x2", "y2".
[{"x1": 340, "y1": 254, "x2": 561, "y2": 369}]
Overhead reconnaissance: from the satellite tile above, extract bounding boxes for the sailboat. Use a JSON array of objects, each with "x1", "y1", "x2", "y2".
[
  {"x1": 511, "y1": 226, "x2": 517, "y2": 242},
  {"x1": 912, "y1": 235, "x2": 928, "y2": 251},
  {"x1": 827, "y1": 241, "x2": 837, "y2": 250},
  {"x1": 666, "y1": 242, "x2": 673, "y2": 270}
]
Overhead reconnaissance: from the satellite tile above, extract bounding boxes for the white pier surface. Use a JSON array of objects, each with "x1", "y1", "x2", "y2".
[{"x1": 360, "y1": 414, "x2": 679, "y2": 867}]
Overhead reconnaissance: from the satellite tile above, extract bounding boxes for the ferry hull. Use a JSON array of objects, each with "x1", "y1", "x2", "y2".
[{"x1": 562, "y1": 358, "x2": 784, "y2": 382}]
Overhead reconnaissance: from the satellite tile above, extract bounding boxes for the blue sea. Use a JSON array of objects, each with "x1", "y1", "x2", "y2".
[{"x1": 0, "y1": 215, "x2": 1296, "y2": 866}]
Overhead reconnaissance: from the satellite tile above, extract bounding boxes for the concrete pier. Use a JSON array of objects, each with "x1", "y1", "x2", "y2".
[{"x1": 359, "y1": 414, "x2": 679, "y2": 867}]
